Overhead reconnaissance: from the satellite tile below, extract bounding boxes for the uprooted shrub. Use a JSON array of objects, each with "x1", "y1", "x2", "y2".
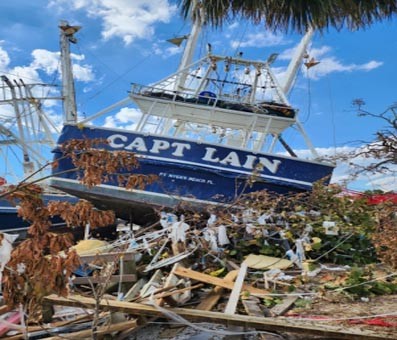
[{"x1": 1, "y1": 138, "x2": 158, "y2": 315}]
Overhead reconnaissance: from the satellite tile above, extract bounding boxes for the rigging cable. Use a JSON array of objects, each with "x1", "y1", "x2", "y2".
[
  {"x1": 73, "y1": 35, "x2": 153, "y2": 109},
  {"x1": 301, "y1": 67, "x2": 312, "y2": 124},
  {"x1": 229, "y1": 22, "x2": 249, "y2": 57},
  {"x1": 326, "y1": 76, "x2": 338, "y2": 155}
]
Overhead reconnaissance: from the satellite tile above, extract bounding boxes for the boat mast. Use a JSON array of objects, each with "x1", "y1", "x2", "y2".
[
  {"x1": 175, "y1": 0, "x2": 204, "y2": 92},
  {"x1": 59, "y1": 20, "x2": 80, "y2": 123},
  {"x1": 282, "y1": 28, "x2": 314, "y2": 96}
]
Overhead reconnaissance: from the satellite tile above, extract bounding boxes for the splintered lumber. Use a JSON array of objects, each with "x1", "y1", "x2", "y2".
[
  {"x1": 270, "y1": 296, "x2": 299, "y2": 316},
  {"x1": 42, "y1": 319, "x2": 137, "y2": 340},
  {"x1": 124, "y1": 278, "x2": 147, "y2": 302},
  {"x1": 121, "y1": 255, "x2": 137, "y2": 293},
  {"x1": 140, "y1": 269, "x2": 163, "y2": 298},
  {"x1": 173, "y1": 266, "x2": 268, "y2": 296},
  {"x1": 6, "y1": 314, "x2": 95, "y2": 339},
  {"x1": 196, "y1": 270, "x2": 238, "y2": 311},
  {"x1": 154, "y1": 283, "x2": 204, "y2": 300},
  {"x1": 44, "y1": 294, "x2": 395, "y2": 340},
  {"x1": 78, "y1": 252, "x2": 136, "y2": 263},
  {"x1": 224, "y1": 262, "x2": 248, "y2": 315},
  {"x1": 242, "y1": 297, "x2": 265, "y2": 317},
  {"x1": 72, "y1": 274, "x2": 136, "y2": 285},
  {"x1": 157, "y1": 263, "x2": 191, "y2": 306},
  {"x1": 242, "y1": 297, "x2": 269, "y2": 340}
]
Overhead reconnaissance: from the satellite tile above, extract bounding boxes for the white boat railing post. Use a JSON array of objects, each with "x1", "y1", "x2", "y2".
[{"x1": 268, "y1": 134, "x2": 278, "y2": 153}]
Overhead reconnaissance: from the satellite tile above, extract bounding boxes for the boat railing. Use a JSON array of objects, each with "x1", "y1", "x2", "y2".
[{"x1": 130, "y1": 83, "x2": 296, "y2": 119}]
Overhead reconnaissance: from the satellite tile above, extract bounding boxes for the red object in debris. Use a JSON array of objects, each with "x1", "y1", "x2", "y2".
[
  {"x1": 0, "y1": 311, "x2": 21, "y2": 336},
  {"x1": 349, "y1": 317, "x2": 397, "y2": 328},
  {"x1": 366, "y1": 193, "x2": 397, "y2": 205},
  {"x1": 339, "y1": 189, "x2": 397, "y2": 205},
  {"x1": 0, "y1": 177, "x2": 6, "y2": 186}
]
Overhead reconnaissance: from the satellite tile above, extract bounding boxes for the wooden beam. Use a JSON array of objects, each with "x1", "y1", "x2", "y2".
[
  {"x1": 242, "y1": 297, "x2": 264, "y2": 317},
  {"x1": 71, "y1": 274, "x2": 136, "y2": 285},
  {"x1": 154, "y1": 283, "x2": 204, "y2": 300},
  {"x1": 6, "y1": 314, "x2": 94, "y2": 339},
  {"x1": 196, "y1": 270, "x2": 238, "y2": 311},
  {"x1": 270, "y1": 296, "x2": 299, "y2": 316},
  {"x1": 173, "y1": 266, "x2": 268, "y2": 296},
  {"x1": 42, "y1": 319, "x2": 137, "y2": 340},
  {"x1": 242, "y1": 297, "x2": 269, "y2": 340},
  {"x1": 78, "y1": 252, "x2": 136, "y2": 263},
  {"x1": 224, "y1": 262, "x2": 247, "y2": 315},
  {"x1": 44, "y1": 294, "x2": 395, "y2": 340}
]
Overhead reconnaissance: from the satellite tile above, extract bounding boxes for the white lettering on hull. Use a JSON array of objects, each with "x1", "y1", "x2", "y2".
[{"x1": 107, "y1": 134, "x2": 282, "y2": 174}]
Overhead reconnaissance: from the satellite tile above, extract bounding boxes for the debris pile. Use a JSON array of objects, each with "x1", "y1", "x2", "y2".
[{"x1": 1, "y1": 186, "x2": 397, "y2": 339}]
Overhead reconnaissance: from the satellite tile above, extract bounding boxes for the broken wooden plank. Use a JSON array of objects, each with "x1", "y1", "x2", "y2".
[
  {"x1": 44, "y1": 294, "x2": 395, "y2": 340},
  {"x1": 42, "y1": 319, "x2": 137, "y2": 339},
  {"x1": 5, "y1": 314, "x2": 95, "y2": 340},
  {"x1": 154, "y1": 283, "x2": 204, "y2": 300},
  {"x1": 242, "y1": 297, "x2": 269, "y2": 340},
  {"x1": 140, "y1": 269, "x2": 163, "y2": 298},
  {"x1": 224, "y1": 262, "x2": 248, "y2": 315},
  {"x1": 121, "y1": 257, "x2": 137, "y2": 293},
  {"x1": 196, "y1": 270, "x2": 238, "y2": 311},
  {"x1": 241, "y1": 296, "x2": 273, "y2": 340},
  {"x1": 173, "y1": 266, "x2": 268, "y2": 296},
  {"x1": 242, "y1": 297, "x2": 265, "y2": 317},
  {"x1": 117, "y1": 316, "x2": 158, "y2": 340},
  {"x1": 124, "y1": 278, "x2": 147, "y2": 302},
  {"x1": 270, "y1": 296, "x2": 299, "y2": 316},
  {"x1": 78, "y1": 252, "x2": 136, "y2": 263},
  {"x1": 227, "y1": 260, "x2": 240, "y2": 271},
  {"x1": 157, "y1": 263, "x2": 189, "y2": 306},
  {"x1": 71, "y1": 274, "x2": 136, "y2": 285}
]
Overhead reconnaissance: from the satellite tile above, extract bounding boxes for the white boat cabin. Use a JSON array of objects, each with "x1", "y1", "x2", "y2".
[{"x1": 130, "y1": 54, "x2": 298, "y2": 154}]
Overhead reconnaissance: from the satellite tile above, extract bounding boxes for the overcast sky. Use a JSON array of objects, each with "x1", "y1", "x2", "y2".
[{"x1": 0, "y1": 0, "x2": 396, "y2": 191}]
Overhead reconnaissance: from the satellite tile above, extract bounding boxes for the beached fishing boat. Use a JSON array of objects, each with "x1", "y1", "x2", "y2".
[{"x1": 51, "y1": 21, "x2": 334, "y2": 224}]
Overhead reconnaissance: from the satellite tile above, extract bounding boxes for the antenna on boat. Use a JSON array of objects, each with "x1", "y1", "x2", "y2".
[
  {"x1": 59, "y1": 20, "x2": 80, "y2": 124},
  {"x1": 175, "y1": 0, "x2": 204, "y2": 92}
]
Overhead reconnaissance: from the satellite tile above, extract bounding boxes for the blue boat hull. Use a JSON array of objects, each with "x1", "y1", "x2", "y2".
[
  {"x1": 0, "y1": 200, "x2": 28, "y2": 232},
  {"x1": 0, "y1": 194, "x2": 78, "y2": 234},
  {"x1": 50, "y1": 124, "x2": 334, "y2": 223}
]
